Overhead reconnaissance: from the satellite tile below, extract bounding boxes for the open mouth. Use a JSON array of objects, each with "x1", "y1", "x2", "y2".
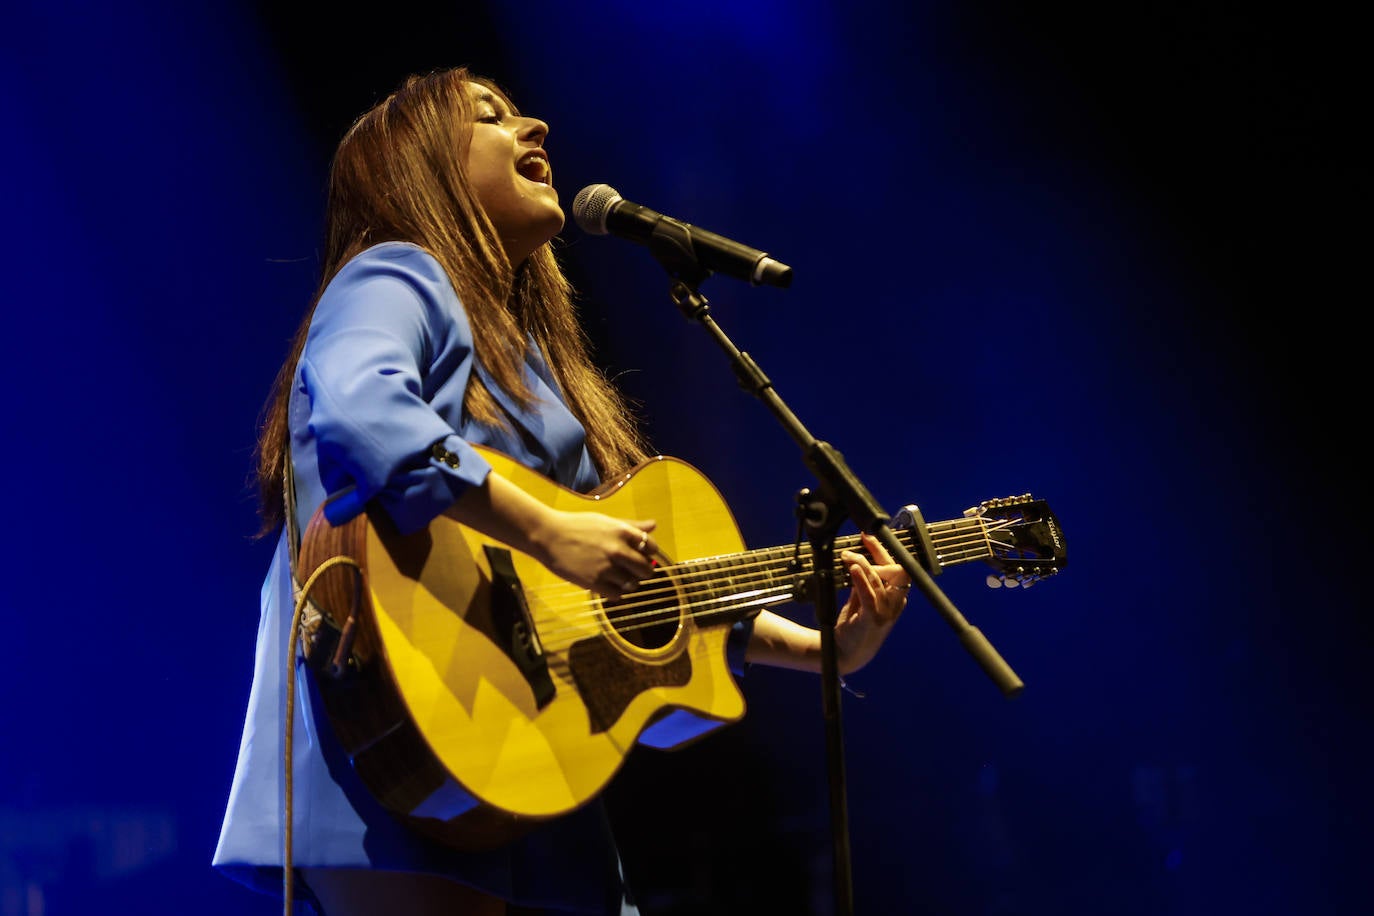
[{"x1": 517, "y1": 154, "x2": 550, "y2": 184}]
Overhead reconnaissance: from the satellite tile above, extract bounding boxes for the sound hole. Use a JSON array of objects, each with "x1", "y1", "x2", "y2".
[{"x1": 603, "y1": 568, "x2": 680, "y2": 650}]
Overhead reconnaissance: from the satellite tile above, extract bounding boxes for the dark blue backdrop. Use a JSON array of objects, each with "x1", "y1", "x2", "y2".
[{"x1": 2, "y1": 2, "x2": 1366, "y2": 913}]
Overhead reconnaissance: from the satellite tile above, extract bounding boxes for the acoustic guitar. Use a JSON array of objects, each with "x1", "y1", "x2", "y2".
[{"x1": 296, "y1": 445, "x2": 1066, "y2": 850}]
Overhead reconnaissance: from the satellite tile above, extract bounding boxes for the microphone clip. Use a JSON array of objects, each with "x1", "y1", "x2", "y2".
[{"x1": 648, "y1": 217, "x2": 714, "y2": 289}]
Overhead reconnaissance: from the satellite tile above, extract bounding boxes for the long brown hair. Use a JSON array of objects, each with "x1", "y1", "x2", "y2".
[{"x1": 252, "y1": 67, "x2": 650, "y2": 536}]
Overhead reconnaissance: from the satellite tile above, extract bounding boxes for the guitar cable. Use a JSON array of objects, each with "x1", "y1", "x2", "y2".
[
  {"x1": 279, "y1": 452, "x2": 368, "y2": 915},
  {"x1": 284, "y1": 553, "x2": 362, "y2": 916}
]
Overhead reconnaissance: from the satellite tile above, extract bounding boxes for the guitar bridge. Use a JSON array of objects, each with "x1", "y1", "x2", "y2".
[{"x1": 484, "y1": 545, "x2": 556, "y2": 710}]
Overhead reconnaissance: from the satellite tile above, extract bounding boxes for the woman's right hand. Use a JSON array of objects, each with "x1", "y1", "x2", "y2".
[
  {"x1": 445, "y1": 469, "x2": 659, "y2": 599},
  {"x1": 530, "y1": 511, "x2": 659, "y2": 599}
]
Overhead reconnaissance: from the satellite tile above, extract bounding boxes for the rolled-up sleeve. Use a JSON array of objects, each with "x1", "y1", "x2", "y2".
[
  {"x1": 725, "y1": 617, "x2": 755, "y2": 676},
  {"x1": 298, "y1": 246, "x2": 492, "y2": 535}
]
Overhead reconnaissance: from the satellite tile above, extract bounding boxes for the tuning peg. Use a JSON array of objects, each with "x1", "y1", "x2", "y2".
[
  {"x1": 986, "y1": 574, "x2": 1003, "y2": 589},
  {"x1": 980, "y1": 494, "x2": 1036, "y2": 510}
]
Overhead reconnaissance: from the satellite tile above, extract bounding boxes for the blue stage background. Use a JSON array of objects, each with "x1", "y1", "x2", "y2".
[{"x1": 1, "y1": 2, "x2": 1365, "y2": 913}]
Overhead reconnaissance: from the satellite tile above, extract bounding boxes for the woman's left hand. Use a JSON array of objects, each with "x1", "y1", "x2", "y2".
[{"x1": 833, "y1": 532, "x2": 911, "y2": 675}]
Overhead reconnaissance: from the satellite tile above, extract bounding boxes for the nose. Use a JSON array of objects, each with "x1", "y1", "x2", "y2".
[{"x1": 519, "y1": 116, "x2": 549, "y2": 145}]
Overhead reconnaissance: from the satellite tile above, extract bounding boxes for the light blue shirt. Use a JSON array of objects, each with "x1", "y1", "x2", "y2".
[{"x1": 214, "y1": 243, "x2": 641, "y2": 913}]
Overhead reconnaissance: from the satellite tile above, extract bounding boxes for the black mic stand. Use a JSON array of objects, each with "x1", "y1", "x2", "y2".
[{"x1": 641, "y1": 223, "x2": 1024, "y2": 916}]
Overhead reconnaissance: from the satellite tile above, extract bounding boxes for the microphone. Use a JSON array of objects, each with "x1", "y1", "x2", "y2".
[{"x1": 572, "y1": 183, "x2": 792, "y2": 288}]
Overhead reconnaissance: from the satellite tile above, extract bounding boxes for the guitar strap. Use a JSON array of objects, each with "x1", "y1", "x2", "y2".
[
  {"x1": 282, "y1": 449, "x2": 332, "y2": 657},
  {"x1": 283, "y1": 448, "x2": 330, "y2": 650},
  {"x1": 282, "y1": 449, "x2": 303, "y2": 581}
]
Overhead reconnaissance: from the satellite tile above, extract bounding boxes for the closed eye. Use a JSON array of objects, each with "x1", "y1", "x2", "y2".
[{"x1": 474, "y1": 91, "x2": 510, "y2": 125}]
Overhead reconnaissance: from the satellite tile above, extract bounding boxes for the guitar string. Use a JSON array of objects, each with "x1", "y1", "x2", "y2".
[
  {"x1": 524, "y1": 519, "x2": 1004, "y2": 614},
  {"x1": 520, "y1": 523, "x2": 1003, "y2": 632},
  {"x1": 518, "y1": 523, "x2": 979, "y2": 612},
  {"x1": 516, "y1": 513, "x2": 1033, "y2": 620},
  {"x1": 529, "y1": 514, "x2": 1049, "y2": 646},
  {"x1": 529, "y1": 529, "x2": 1036, "y2": 659},
  {"x1": 521, "y1": 522, "x2": 1017, "y2": 648}
]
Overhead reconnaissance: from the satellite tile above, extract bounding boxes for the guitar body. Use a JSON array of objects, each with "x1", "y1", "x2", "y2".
[{"x1": 297, "y1": 447, "x2": 750, "y2": 850}]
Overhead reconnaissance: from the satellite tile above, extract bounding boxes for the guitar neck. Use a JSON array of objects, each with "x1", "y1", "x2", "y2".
[{"x1": 677, "y1": 514, "x2": 994, "y2": 627}]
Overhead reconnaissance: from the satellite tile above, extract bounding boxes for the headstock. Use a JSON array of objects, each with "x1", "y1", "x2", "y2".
[{"x1": 964, "y1": 494, "x2": 1067, "y2": 588}]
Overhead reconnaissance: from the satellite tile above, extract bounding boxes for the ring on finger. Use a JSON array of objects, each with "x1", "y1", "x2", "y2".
[{"x1": 636, "y1": 530, "x2": 649, "y2": 553}]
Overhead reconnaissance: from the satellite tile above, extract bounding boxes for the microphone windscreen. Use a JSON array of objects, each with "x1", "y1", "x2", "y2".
[{"x1": 572, "y1": 184, "x2": 621, "y2": 235}]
